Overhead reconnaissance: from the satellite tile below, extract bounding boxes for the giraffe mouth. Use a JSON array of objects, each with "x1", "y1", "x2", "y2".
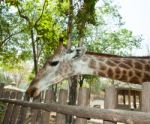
[{"x1": 25, "y1": 87, "x2": 41, "y2": 98}]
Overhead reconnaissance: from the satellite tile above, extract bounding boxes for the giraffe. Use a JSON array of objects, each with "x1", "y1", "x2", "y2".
[{"x1": 26, "y1": 45, "x2": 150, "y2": 97}]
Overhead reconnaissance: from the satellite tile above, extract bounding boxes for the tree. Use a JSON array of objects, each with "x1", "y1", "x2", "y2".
[
  {"x1": 1, "y1": 0, "x2": 66, "y2": 73},
  {"x1": 15, "y1": 0, "x2": 48, "y2": 74},
  {"x1": 0, "y1": 3, "x2": 31, "y2": 69}
]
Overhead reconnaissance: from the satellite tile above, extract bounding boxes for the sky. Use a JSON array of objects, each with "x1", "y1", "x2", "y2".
[{"x1": 116, "y1": 0, "x2": 150, "y2": 56}]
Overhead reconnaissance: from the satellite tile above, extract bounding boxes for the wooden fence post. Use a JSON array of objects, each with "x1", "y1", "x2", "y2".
[
  {"x1": 10, "y1": 91, "x2": 23, "y2": 124},
  {"x1": 56, "y1": 89, "x2": 68, "y2": 124},
  {"x1": 0, "y1": 83, "x2": 4, "y2": 98},
  {"x1": 0, "y1": 84, "x2": 5, "y2": 123},
  {"x1": 31, "y1": 96, "x2": 41, "y2": 124},
  {"x1": 142, "y1": 82, "x2": 150, "y2": 112},
  {"x1": 17, "y1": 94, "x2": 30, "y2": 124},
  {"x1": 104, "y1": 86, "x2": 117, "y2": 124},
  {"x1": 75, "y1": 87, "x2": 90, "y2": 124},
  {"x1": 41, "y1": 89, "x2": 54, "y2": 124},
  {"x1": 3, "y1": 91, "x2": 17, "y2": 124},
  {"x1": 1, "y1": 90, "x2": 11, "y2": 124}
]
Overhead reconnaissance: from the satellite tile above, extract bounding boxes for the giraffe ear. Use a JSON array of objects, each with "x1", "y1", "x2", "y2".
[{"x1": 73, "y1": 47, "x2": 87, "y2": 59}]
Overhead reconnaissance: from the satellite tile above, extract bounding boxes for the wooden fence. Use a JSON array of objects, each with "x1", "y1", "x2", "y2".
[{"x1": 0, "y1": 82, "x2": 150, "y2": 124}]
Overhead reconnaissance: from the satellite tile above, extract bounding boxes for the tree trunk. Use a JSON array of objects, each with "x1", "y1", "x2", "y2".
[
  {"x1": 68, "y1": 77, "x2": 78, "y2": 105},
  {"x1": 52, "y1": 84, "x2": 57, "y2": 102},
  {"x1": 31, "y1": 29, "x2": 38, "y2": 74},
  {"x1": 66, "y1": 0, "x2": 73, "y2": 49},
  {"x1": 67, "y1": 76, "x2": 78, "y2": 124},
  {"x1": 66, "y1": 0, "x2": 77, "y2": 123}
]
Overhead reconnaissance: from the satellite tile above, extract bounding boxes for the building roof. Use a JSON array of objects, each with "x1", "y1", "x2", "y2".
[
  {"x1": 114, "y1": 83, "x2": 142, "y2": 91},
  {"x1": 4, "y1": 85, "x2": 25, "y2": 92}
]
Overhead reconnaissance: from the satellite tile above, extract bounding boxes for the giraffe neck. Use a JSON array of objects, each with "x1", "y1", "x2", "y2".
[{"x1": 77, "y1": 54, "x2": 150, "y2": 84}]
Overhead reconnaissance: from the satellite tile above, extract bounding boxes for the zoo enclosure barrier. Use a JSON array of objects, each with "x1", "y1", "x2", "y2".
[{"x1": 0, "y1": 82, "x2": 150, "y2": 124}]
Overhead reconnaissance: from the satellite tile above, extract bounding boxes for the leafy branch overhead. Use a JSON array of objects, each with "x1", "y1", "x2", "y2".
[{"x1": 76, "y1": 0, "x2": 98, "y2": 37}]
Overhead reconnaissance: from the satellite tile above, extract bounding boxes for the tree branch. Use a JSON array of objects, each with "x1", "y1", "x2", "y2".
[
  {"x1": 0, "y1": 30, "x2": 24, "y2": 48},
  {"x1": 34, "y1": 0, "x2": 47, "y2": 27},
  {"x1": 16, "y1": 4, "x2": 30, "y2": 23},
  {"x1": 67, "y1": 0, "x2": 73, "y2": 49}
]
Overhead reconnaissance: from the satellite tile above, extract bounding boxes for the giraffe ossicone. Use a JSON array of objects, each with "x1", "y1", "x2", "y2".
[{"x1": 26, "y1": 46, "x2": 150, "y2": 97}]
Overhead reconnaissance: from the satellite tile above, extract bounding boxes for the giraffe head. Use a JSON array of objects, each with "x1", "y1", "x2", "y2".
[{"x1": 26, "y1": 45, "x2": 87, "y2": 97}]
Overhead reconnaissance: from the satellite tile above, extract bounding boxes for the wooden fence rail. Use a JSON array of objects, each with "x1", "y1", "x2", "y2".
[{"x1": 0, "y1": 98, "x2": 150, "y2": 124}]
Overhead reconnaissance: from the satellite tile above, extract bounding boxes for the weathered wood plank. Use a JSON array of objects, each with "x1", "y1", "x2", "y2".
[
  {"x1": 104, "y1": 86, "x2": 117, "y2": 124},
  {"x1": 142, "y1": 82, "x2": 150, "y2": 112},
  {"x1": 31, "y1": 96, "x2": 41, "y2": 124},
  {"x1": 9, "y1": 92, "x2": 23, "y2": 124},
  {"x1": 0, "y1": 83, "x2": 4, "y2": 98},
  {"x1": 75, "y1": 88, "x2": 90, "y2": 124},
  {"x1": 56, "y1": 89, "x2": 68, "y2": 124},
  {"x1": 0, "y1": 83, "x2": 4, "y2": 123},
  {"x1": 16, "y1": 94, "x2": 30, "y2": 124},
  {"x1": 3, "y1": 91, "x2": 17, "y2": 124},
  {"x1": 1, "y1": 90, "x2": 11, "y2": 124},
  {"x1": 41, "y1": 90, "x2": 53, "y2": 124}
]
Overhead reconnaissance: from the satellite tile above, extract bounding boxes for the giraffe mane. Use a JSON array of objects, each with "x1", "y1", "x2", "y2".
[{"x1": 86, "y1": 51, "x2": 150, "y2": 59}]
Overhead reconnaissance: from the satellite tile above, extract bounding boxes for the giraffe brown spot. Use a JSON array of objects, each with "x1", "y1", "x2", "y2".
[
  {"x1": 99, "y1": 63, "x2": 107, "y2": 70},
  {"x1": 124, "y1": 59, "x2": 133, "y2": 67},
  {"x1": 143, "y1": 73, "x2": 150, "y2": 82},
  {"x1": 135, "y1": 71, "x2": 142, "y2": 77},
  {"x1": 138, "y1": 59, "x2": 146, "y2": 64},
  {"x1": 115, "y1": 74, "x2": 120, "y2": 79},
  {"x1": 115, "y1": 67, "x2": 121, "y2": 74},
  {"x1": 107, "y1": 68, "x2": 114, "y2": 78},
  {"x1": 147, "y1": 60, "x2": 150, "y2": 64},
  {"x1": 106, "y1": 60, "x2": 116, "y2": 66},
  {"x1": 134, "y1": 62, "x2": 143, "y2": 70},
  {"x1": 112, "y1": 59, "x2": 120, "y2": 64},
  {"x1": 129, "y1": 76, "x2": 140, "y2": 83},
  {"x1": 128, "y1": 71, "x2": 133, "y2": 77},
  {"x1": 89, "y1": 59, "x2": 97, "y2": 69},
  {"x1": 119, "y1": 63, "x2": 130, "y2": 69},
  {"x1": 122, "y1": 70, "x2": 127, "y2": 75},
  {"x1": 145, "y1": 64, "x2": 150, "y2": 71},
  {"x1": 119, "y1": 75, "x2": 128, "y2": 82},
  {"x1": 98, "y1": 71, "x2": 106, "y2": 77}
]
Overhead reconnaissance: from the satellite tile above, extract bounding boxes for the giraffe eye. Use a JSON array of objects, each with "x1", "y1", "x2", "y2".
[
  {"x1": 49, "y1": 61, "x2": 59, "y2": 66},
  {"x1": 67, "y1": 49, "x2": 74, "y2": 53}
]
